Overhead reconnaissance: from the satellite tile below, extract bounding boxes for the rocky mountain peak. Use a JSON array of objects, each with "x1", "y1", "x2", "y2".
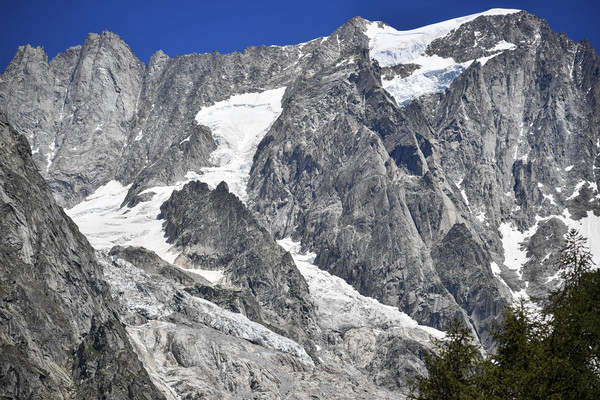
[
  {"x1": 11, "y1": 44, "x2": 48, "y2": 65},
  {"x1": 1, "y1": 9, "x2": 599, "y2": 397}
]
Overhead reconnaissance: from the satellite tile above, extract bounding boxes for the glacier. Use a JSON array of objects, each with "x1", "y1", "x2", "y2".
[
  {"x1": 194, "y1": 87, "x2": 286, "y2": 203},
  {"x1": 365, "y1": 8, "x2": 520, "y2": 106},
  {"x1": 278, "y1": 238, "x2": 444, "y2": 342}
]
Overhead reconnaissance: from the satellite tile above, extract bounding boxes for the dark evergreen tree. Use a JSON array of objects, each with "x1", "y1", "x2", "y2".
[
  {"x1": 486, "y1": 302, "x2": 548, "y2": 399},
  {"x1": 542, "y1": 230, "x2": 600, "y2": 399},
  {"x1": 410, "y1": 230, "x2": 599, "y2": 399},
  {"x1": 410, "y1": 318, "x2": 487, "y2": 400}
]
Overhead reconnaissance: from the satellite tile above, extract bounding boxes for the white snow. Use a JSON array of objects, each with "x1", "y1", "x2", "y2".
[
  {"x1": 179, "y1": 135, "x2": 191, "y2": 145},
  {"x1": 498, "y1": 222, "x2": 530, "y2": 278},
  {"x1": 67, "y1": 88, "x2": 287, "y2": 264},
  {"x1": 46, "y1": 140, "x2": 57, "y2": 172},
  {"x1": 183, "y1": 268, "x2": 225, "y2": 284},
  {"x1": 498, "y1": 209, "x2": 600, "y2": 300},
  {"x1": 365, "y1": 9, "x2": 518, "y2": 67},
  {"x1": 565, "y1": 165, "x2": 574, "y2": 171},
  {"x1": 490, "y1": 261, "x2": 501, "y2": 275},
  {"x1": 566, "y1": 180, "x2": 590, "y2": 200},
  {"x1": 543, "y1": 193, "x2": 557, "y2": 205},
  {"x1": 277, "y1": 238, "x2": 444, "y2": 341},
  {"x1": 65, "y1": 179, "x2": 192, "y2": 263},
  {"x1": 195, "y1": 87, "x2": 286, "y2": 203},
  {"x1": 134, "y1": 130, "x2": 144, "y2": 141},
  {"x1": 477, "y1": 54, "x2": 498, "y2": 66},
  {"x1": 491, "y1": 40, "x2": 517, "y2": 51},
  {"x1": 545, "y1": 270, "x2": 561, "y2": 284},
  {"x1": 569, "y1": 211, "x2": 600, "y2": 266},
  {"x1": 382, "y1": 61, "x2": 472, "y2": 106},
  {"x1": 475, "y1": 211, "x2": 487, "y2": 223},
  {"x1": 364, "y1": 9, "x2": 520, "y2": 106}
]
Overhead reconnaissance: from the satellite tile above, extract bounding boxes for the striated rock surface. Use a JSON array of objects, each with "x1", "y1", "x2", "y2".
[
  {"x1": 159, "y1": 180, "x2": 320, "y2": 348},
  {"x1": 0, "y1": 32, "x2": 145, "y2": 207},
  {"x1": 0, "y1": 113, "x2": 164, "y2": 399}
]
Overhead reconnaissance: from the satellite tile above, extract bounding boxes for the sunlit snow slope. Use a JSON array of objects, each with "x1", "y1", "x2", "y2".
[
  {"x1": 66, "y1": 88, "x2": 287, "y2": 263},
  {"x1": 65, "y1": 178, "x2": 194, "y2": 263},
  {"x1": 195, "y1": 87, "x2": 286, "y2": 202},
  {"x1": 278, "y1": 239, "x2": 444, "y2": 342},
  {"x1": 365, "y1": 8, "x2": 520, "y2": 106}
]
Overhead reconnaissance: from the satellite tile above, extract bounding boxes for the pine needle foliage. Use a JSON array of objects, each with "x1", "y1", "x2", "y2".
[{"x1": 410, "y1": 229, "x2": 600, "y2": 399}]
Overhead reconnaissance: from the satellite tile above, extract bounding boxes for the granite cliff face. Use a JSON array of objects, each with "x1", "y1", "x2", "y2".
[
  {"x1": 247, "y1": 11, "x2": 600, "y2": 344},
  {"x1": 0, "y1": 113, "x2": 164, "y2": 399},
  {"x1": 0, "y1": 32, "x2": 145, "y2": 207},
  {"x1": 1, "y1": 8, "x2": 599, "y2": 397}
]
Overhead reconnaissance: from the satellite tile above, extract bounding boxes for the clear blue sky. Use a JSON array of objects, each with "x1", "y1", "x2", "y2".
[{"x1": 1, "y1": 0, "x2": 599, "y2": 72}]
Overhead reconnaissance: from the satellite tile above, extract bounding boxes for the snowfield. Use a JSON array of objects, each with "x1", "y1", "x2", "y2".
[
  {"x1": 65, "y1": 180, "x2": 180, "y2": 263},
  {"x1": 278, "y1": 238, "x2": 444, "y2": 342},
  {"x1": 195, "y1": 87, "x2": 286, "y2": 203},
  {"x1": 365, "y1": 8, "x2": 520, "y2": 105}
]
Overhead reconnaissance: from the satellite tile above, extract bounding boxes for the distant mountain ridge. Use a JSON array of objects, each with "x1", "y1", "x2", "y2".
[{"x1": 1, "y1": 8, "x2": 599, "y2": 398}]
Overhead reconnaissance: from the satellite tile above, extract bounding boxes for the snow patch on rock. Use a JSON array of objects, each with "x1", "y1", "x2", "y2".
[
  {"x1": 195, "y1": 87, "x2": 286, "y2": 203},
  {"x1": 499, "y1": 222, "x2": 530, "y2": 278}
]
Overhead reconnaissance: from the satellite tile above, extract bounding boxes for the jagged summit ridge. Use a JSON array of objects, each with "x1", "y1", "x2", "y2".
[{"x1": 364, "y1": 8, "x2": 522, "y2": 105}]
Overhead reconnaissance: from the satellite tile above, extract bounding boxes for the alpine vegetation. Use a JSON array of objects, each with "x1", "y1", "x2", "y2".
[{"x1": 411, "y1": 231, "x2": 600, "y2": 399}]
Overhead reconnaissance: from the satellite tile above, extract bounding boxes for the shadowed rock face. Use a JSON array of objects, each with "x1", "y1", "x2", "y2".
[{"x1": 0, "y1": 112, "x2": 164, "y2": 399}]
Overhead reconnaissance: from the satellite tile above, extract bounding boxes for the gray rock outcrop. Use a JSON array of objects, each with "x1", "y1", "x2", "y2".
[
  {"x1": 0, "y1": 112, "x2": 165, "y2": 399},
  {"x1": 159, "y1": 180, "x2": 320, "y2": 348}
]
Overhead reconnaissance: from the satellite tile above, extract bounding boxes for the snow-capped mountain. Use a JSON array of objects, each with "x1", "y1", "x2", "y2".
[{"x1": 1, "y1": 8, "x2": 599, "y2": 399}]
